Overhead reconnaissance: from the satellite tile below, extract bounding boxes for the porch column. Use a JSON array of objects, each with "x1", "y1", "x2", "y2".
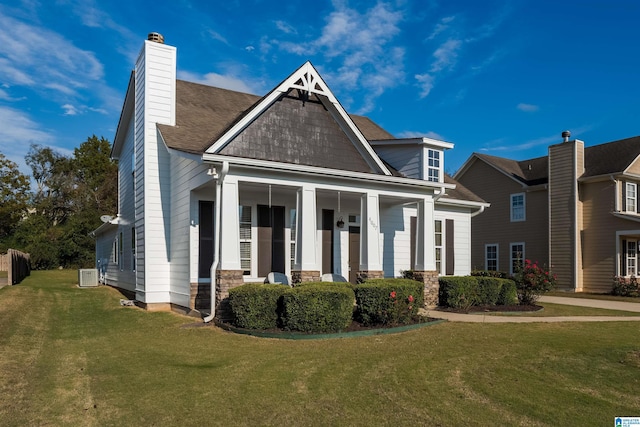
[
  {"x1": 358, "y1": 191, "x2": 384, "y2": 281},
  {"x1": 413, "y1": 197, "x2": 439, "y2": 307},
  {"x1": 292, "y1": 185, "x2": 320, "y2": 283},
  {"x1": 216, "y1": 177, "x2": 243, "y2": 319}
]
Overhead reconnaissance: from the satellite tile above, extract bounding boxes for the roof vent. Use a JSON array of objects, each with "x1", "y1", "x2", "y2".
[
  {"x1": 562, "y1": 130, "x2": 571, "y2": 142},
  {"x1": 148, "y1": 32, "x2": 164, "y2": 44}
]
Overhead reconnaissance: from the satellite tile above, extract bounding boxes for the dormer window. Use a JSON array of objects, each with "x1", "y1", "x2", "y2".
[
  {"x1": 626, "y1": 182, "x2": 637, "y2": 213},
  {"x1": 427, "y1": 149, "x2": 441, "y2": 182}
]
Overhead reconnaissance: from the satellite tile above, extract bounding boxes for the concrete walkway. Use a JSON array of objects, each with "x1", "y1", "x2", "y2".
[{"x1": 426, "y1": 295, "x2": 640, "y2": 323}]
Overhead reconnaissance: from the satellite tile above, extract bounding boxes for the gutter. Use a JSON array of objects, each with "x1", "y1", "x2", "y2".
[{"x1": 203, "y1": 161, "x2": 229, "y2": 323}]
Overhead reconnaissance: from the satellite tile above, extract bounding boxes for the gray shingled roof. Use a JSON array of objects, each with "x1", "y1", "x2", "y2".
[
  {"x1": 157, "y1": 78, "x2": 483, "y2": 205},
  {"x1": 158, "y1": 79, "x2": 394, "y2": 154},
  {"x1": 473, "y1": 136, "x2": 640, "y2": 185}
]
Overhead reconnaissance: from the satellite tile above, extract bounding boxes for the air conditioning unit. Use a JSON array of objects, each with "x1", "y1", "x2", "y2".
[{"x1": 78, "y1": 269, "x2": 99, "y2": 287}]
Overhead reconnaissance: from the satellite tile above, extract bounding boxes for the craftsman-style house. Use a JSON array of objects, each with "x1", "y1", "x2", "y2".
[
  {"x1": 93, "y1": 33, "x2": 487, "y2": 314},
  {"x1": 455, "y1": 132, "x2": 640, "y2": 293}
]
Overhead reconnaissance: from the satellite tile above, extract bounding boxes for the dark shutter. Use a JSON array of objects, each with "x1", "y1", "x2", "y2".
[
  {"x1": 198, "y1": 201, "x2": 214, "y2": 278},
  {"x1": 622, "y1": 239, "x2": 627, "y2": 275},
  {"x1": 446, "y1": 219, "x2": 455, "y2": 275},
  {"x1": 322, "y1": 210, "x2": 334, "y2": 274}
]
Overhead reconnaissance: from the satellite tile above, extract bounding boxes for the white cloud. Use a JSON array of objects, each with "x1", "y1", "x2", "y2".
[
  {"x1": 0, "y1": 106, "x2": 55, "y2": 173},
  {"x1": 206, "y1": 29, "x2": 229, "y2": 45},
  {"x1": 245, "y1": 46, "x2": 255, "y2": 52},
  {"x1": 62, "y1": 104, "x2": 79, "y2": 116},
  {"x1": 0, "y1": 13, "x2": 104, "y2": 97},
  {"x1": 278, "y1": 1, "x2": 405, "y2": 114},
  {"x1": 275, "y1": 20, "x2": 297, "y2": 34},
  {"x1": 430, "y1": 39, "x2": 462, "y2": 73},
  {"x1": 517, "y1": 103, "x2": 539, "y2": 112},
  {"x1": 178, "y1": 70, "x2": 261, "y2": 94},
  {"x1": 415, "y1": 73, "x2": 434, "y2": 98},
  {"x1": 397, "y1": 130, "x2": 445, "y2": 140},
  {"x1": 427, "y1": 15, "x2": 455, "y2": 40}
]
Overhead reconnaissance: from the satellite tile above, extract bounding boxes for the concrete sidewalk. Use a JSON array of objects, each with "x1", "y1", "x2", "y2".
[{"x1": 427, "y1": 295, "x2": 640, "y2": 323}]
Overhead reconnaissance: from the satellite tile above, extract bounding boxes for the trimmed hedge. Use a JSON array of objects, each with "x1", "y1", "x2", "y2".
[
  {"x1": 280, "y1": 283, "x2": 355, "y2": 333},
  {"x1": 354, "y1": 278, "x2": 423, "y2": 325},
  {"x1": 439, "y1": 276, "x2": 517, "y2": 308},
  {"x1": 228, "y1": 283, "x2": 288, "y2": 330},
  {"x1": 438, "y1": 276, "x2": 478, "y2": 309},
  {"x1": 497, "y1": 280, "x2": 518, "y2": 305}
]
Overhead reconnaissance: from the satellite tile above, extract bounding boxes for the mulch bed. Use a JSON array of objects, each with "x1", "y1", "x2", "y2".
[{"x1": 438, "y1": 304, "x2": 543, "y2": 314}]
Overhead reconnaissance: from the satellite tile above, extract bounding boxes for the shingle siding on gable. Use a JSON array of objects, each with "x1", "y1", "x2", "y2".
[{"x1": 219, "y1": 93, "x2": 375, "y2": 173}]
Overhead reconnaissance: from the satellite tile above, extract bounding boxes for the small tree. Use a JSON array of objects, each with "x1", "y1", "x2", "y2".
[{"x1": 514, "y1": 259, "x2": 556, "y2": 305}]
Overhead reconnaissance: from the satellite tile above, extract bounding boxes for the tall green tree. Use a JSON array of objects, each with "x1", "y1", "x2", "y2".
[
  {"x1": 0, "y1": 153, "x2": 30, "y2": 245},
  {"x1": 13, "y1": 137, "x2": 118, "y2": 269}
]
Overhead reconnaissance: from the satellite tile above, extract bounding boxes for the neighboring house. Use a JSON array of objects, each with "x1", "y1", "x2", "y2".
[
  {"x1": 93, "y1": 33, "x2": 487, "y2": 314},
  {"x1": 455, "y1": 131, "x2": 640, "y2": 293}
]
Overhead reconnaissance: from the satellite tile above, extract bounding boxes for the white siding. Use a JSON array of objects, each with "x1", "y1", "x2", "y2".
[
  {"x1": 380, "y1": 204, "x2": 414, "y2": 277},
  {"x1": 374, "y1": 146, "x2": 423, "y2": 179},
  {"x1": 435, "y1": 206, "x2": 472, "y2": 276},
  {"x1": 134, "y1": 40, "x2": 177, "y2": 304},
  {"x1": 169, "y1": 154, "x2": 210, "y2": 307}
]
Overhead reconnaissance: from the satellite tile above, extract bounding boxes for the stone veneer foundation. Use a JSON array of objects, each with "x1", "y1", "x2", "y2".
[
  {"x1": 291, "y1": 270, "x2": 320, "y2": 284},
  {"x1": 411, "y1": 270, "x2": 440, "y2": 307},
  {"x1": 356, "y1": 270, "x2": 384, "y2": 283}
]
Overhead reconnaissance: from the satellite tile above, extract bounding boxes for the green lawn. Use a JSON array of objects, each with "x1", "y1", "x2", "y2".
[
  {"x1": 1, "y1": 271, "x2": 639, "y2": 426},
  {"x1": 485, "y1": 302, "x2": 640, "y2": 317}
]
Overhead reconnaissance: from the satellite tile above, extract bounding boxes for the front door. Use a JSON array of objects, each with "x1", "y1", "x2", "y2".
[
  {"x1": 257, "y1": 205, "x2": 285, "y2": 276},
  {"x1": 348, "y1": 226, "x2": 360, "y2": 283},
  {"x1": 322, "y1": 209, "x2": 334, "y2": 274}
]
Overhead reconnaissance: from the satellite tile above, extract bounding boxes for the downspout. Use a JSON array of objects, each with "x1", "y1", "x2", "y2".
[
  {"x1": 470, "y1": 205, "x2": 485, "y2": 217},
  {"x1": 203, "y1": 161, "x2": 229, "y2": 323}
]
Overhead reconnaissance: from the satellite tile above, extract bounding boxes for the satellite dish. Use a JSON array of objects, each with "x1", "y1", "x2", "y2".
[{"x1": 100, "y1": 215, "x2": 114, "y2": 223}]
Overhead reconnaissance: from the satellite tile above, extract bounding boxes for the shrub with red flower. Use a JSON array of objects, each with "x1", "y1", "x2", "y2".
[
  {"x1": 383, "y1": 291, "x2": 417, "y2": 324},
  {"x1": 514, "y1": 259, "x2": 556, "y2": 305}
]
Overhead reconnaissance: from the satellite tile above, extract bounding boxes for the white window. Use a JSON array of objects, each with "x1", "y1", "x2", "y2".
[
  {"x1": 427, "y1": 149, "x2": 441, "y2": 182},
  {"x1": 434, "y1": 220, "x2": 442, "y2": 274},
  {"x1": 510, "y1": 193, "x2": 525, "y2": 222},
  {"x1": 290, "y1": 209, "x2": 297, "y2": 271},
  {"x1": 626, "y1": 182, "x2": 637, "y2": 213},
  {"x1": 239, "y1": 205, "x2": 252, "y2": 276},
  {"x1": 112, "y1": 236, "x2": 118, "y2": 264},
  {"x1": 627, "y1": 240, "x2": 637, "y2": 276},
  {"x1": 510, "y1": 242, "x2": 525, "y2": 275},
  {"x1": 485, "y1": 244, "x2": 498, "y2": 271}
]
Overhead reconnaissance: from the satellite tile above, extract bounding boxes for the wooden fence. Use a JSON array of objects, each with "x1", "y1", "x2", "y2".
[{"x1": 0, "y1": 249, "x2": 31, "y2": 285}]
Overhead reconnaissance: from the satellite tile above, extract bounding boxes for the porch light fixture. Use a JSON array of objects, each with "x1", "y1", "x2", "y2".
[
  {"x1": 336, "y1": 216, "x2": 345, "y2": 228},
  {"x1": 206, "y1": 166, "x2": 218, "y2": 179}
]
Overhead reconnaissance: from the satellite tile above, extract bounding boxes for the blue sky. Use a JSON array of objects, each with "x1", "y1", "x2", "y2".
[{"x1": 1, "y1": 0, "x2": 639, "y2": 177}]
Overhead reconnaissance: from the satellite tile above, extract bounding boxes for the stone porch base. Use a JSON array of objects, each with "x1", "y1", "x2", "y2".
[{"x1": 411, "y1": 270, "x2": 440, "y2": 307}]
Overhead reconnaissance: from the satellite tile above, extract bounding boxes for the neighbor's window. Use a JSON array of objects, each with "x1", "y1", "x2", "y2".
[
  {"x1": 112, "y1": 236, "x2": 118, "y2": 264},
  {"x1": 510, "y1": 242, "x2": 525, "y2": 275},
  {"x1": 627, "y1": 240, "x2": 637, "y2": 276},
  {"x1": 434, "y1": 220, "x2": 442, "y2": 274},
  {"x1": 510, "y1": 193, "x2": 526, "y2": 222},
  {"x1": 626, "y1": 182, "x2": 637, "y2": 213},
  {"x1": 485, "y1": 244, "x2": 498, "y2": 271},
  {"x1": 239, "y1": 205, "x2": 252, "y2": 276},
  {"x1": 427, "y1": 149, "x2": 441, "y2": 182}
]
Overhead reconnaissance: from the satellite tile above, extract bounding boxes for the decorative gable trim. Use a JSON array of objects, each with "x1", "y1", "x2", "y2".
[{"x1": 205, "y1": 61, "x2": 391, "y2": 176}]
